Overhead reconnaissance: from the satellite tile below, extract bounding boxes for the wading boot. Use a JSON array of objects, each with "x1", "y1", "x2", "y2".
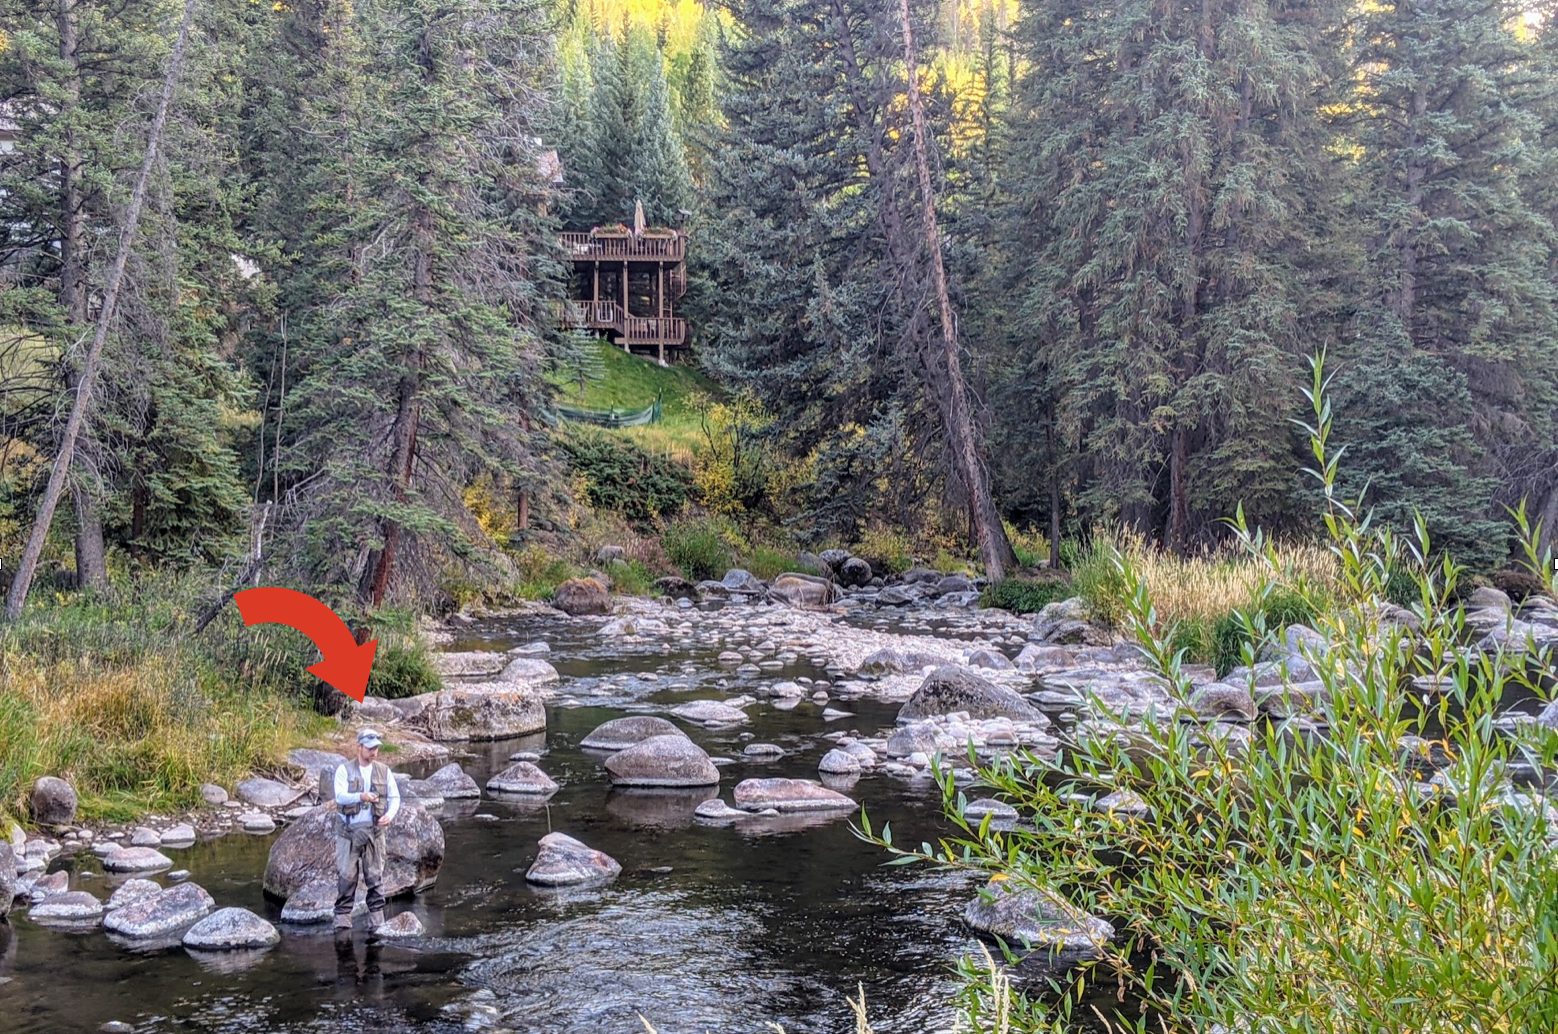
[
  {"x1": 367, "y1": 911, "x2": 385, "y2": 929},
  {"x1": 334, "y1": 913, "x2": 353, "y2": 932}
]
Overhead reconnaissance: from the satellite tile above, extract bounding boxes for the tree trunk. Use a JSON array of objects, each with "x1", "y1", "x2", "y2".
[
  {"x1": 894, "y1": 0, "x2": 1016, "y2": 580},
  {"x1": 56, "y1": 0, "x2": 108, "y2": 591},
  {"x1": 4, "y1": 0, "x2": 198, "y2": 621},
  {"x1": 359, "y1": 205, "x2": 430, "y2": 609},
  {"x1": 1046, "y1": 419, "x2": 1062, "y2": 570}
]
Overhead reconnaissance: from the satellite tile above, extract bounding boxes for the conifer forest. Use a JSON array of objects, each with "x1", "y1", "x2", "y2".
[{"x1": 1, "y1": 0, "x2": 1557, "y2": 1031}]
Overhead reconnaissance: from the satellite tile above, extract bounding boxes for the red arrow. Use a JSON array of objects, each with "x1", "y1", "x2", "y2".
[{"x1": 234, "y1": 587, "x2": 378, "y2": 702}]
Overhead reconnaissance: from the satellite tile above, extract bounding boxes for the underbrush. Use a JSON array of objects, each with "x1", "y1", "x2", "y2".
[
  {"x1": 981, "y1": 576, "x2": 1072, "y2": 614},
  {"x1": 871, "y1": 356, "x2": 1558, "y2": 1032},
  {"x1": 0, "y1": 574, "x2": 331, "y2": 824}
]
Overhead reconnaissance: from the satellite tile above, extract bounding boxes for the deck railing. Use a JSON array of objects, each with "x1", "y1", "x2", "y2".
[
  {"x1": 557, "y1": 299, "x2": 622, "y2": 331},
  {"x1": 623, "y1": 316, "x2": 686, "y2": 345},
  {"x1": 560, "y1": 231, "x2": 685, "y2": 262}
]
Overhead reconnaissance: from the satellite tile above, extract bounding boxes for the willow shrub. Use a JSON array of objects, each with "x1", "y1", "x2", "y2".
[{"x1": 871, "y1": 356, "x2": 1558, "y2": 1033}]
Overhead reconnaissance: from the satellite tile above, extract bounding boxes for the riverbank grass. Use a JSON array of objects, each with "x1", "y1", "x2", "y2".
[{"x1": 0, "y1": 579, "x2": 331, "y2": 825}]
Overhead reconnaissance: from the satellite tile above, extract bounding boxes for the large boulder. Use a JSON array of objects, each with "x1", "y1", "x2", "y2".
[
  {"x1": 720, "y1": 569, "x2": 765, "y2": 594},
  {"x1": 964, "y1": 879, "x2": 1114, "y2": 965},
  {"x1": 103, "y1": 882, "x2": 214, "y2": 939},
  {"x1": 858, "y1": 648, "x2": 954, "y2": 675},
  {"x1": 29, "y1": 776, "x2": 77, "y2": 825},
  {"x1": 1032, "y1": 597, "x2": 1105, "y2": 645},
  {"x1": 770, "y1": 573, "x2": 838, "y2": 608},
  {"x1": 552, "y1": 577, "x2": 611, "y2": 616},
  {"x1": 524, "y1": 832, "x2": 621, "y2": 887},
  {"x1": 237, "y1": 777, "x2": 305, "y2": 808},
  {"x1": 838, "y1": 557, "x2": 873, "y2": 588},
  {"x1": 486, "y1": 762, "x2": 558, "y2": 796},
  {"x1": 412, "y1": 684, "x2": 547, "y2": 741},
  {"x1": 182, "y1": 907, "x2": 280, "y2": 950},
  {"x1": 732, "y1": 778, "x2": 857, "y2": 813},
  {"x1": 28, "y1": 891, "x2": 104, "y2": 925},
  {"x1": 897, "y1": 666, "x2": 1044, "y2": 724},
  {"x1": 604, "y1": 734, "x2": 720, "y2": 788},
  {"x1": 423, "y1": 763, "x2": 481, "y2": 799},
  {"x1": 670, "y1": 699, "x2": 749, "y2": 726},
  {"x1": 0, "y1": 843, "x2": 13, "y2": 919},
  {"x1": 262, "y1": 801, "x2": 444, "y2": 902},
  {"x1": 429, "y1": 651, "x2": 508, "y2": 678},
  {"x1": 106, "y1": 879, "x2": 162, "y2": 912},
  {"x1": 580, "y1": 715, "x2": 684, "y2": 751},
  {"x1": 498, "y1": 656, "x2": 561, "y2": 687},
  {"x1": 102, "y1": 847, "x2": 174, "y2": 873}
]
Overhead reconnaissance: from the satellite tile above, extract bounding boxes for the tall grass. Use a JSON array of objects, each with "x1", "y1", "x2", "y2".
[
  {"x1": 0, "y1": 574, "x2": 331, "y2": 824},
  {"x1": 871, "y1": 355, "x2": 1558, "y2": 1032}
]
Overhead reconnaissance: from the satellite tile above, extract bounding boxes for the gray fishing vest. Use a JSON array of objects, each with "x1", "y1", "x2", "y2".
[{"x1": 336, "y1": 761, "x2": 389, "y2": 834}]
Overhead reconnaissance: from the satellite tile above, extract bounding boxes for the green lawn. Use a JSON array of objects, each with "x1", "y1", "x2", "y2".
[{"x1": 552, "y1": 338, "x2": 720, "y2": 460}]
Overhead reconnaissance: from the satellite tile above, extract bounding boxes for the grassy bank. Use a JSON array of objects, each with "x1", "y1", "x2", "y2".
[
  {"x1": 0, "y1": 577, "x2": 335, "y2": 826},
  {"x1": 553, "y1": 338, "x2": 718, "y2": 461}
]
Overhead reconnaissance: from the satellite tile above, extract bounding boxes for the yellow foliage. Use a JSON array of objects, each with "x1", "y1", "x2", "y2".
[{"x1": 463, "y1": 475, "x2": 516, "y2": 547}]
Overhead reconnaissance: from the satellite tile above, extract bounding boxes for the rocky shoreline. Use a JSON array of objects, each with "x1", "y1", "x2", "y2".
[{"x1": 6, "y1": 553, "x2": 1557, "y2": 997}]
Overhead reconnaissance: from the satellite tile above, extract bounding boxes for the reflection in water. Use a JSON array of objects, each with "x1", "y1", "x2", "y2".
[
  {"x1": 335, "y1": 934, "x2": 385, "y2": 1001},
  {"x1": 187, "y1": 945, "x2": 274, "y2": 976}
]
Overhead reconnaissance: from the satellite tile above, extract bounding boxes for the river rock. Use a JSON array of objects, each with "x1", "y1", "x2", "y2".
[
  {"x1": 1094, "y1": 790, "x2": 1151, "y2": 818},
  {"x1": 552, "y1": 577, "x2": 611, "y2": 616},
  {"x1": 965, "y1": 879, "x2": 1114, "y2": 964},
  {"x1": 1013, "y1": 643, "x2": 1075, "y2": 672},
  {"x1": 524, "y1": 832, "x2": 621, "y2": 887},
  {"x1": 424, "y1": 763, "x2": 481, "y2": 799},
  {"x1": 375, "y1": 912, "x2": 425, "y2": 938},
  {"x1": 29, "y1": 776, "x2": 77, "y2": 825},
  {"x1": 287, "y1": 748, "x2": 349, "y2": 773},
  {"x1": 818, "y1": 749, "x2": 861, "y2": 775},
  {"x1": 263, "y1": 801, "x2": 444, "y2": 902},
  {"x1": 967, "y1": 648, "x2": 1013, "y2": 670},
  {"x1": 693, "y1": 799, "x2": 749, "y2": 822},
  {"x1": 280, "y1": 879, "x2": 354, "y2": 924},
  {"x1": 897, "y1": 666, "x2": 1044, "y2": 724},
  {"x1": 732, "y1": 778, "x2": 857, "y2": 813},
  {"x1": 160, "y1": 824, "x2": 197, "y2": 848},
  {"x1": 580, "y1": 716, "x2": 684, "y2": 751},
  {"x1": 26, "y1": 870, "x2": 68, "y2": 903},
  {"x1": 129, "y1": 827, "x2": 161, "y2": 848},
  {"x1": 431, "y1": 651, "x2": 508, "y2": 678},
  {"x1": 720, "y1": 568, "x2": 765, "y2": 594},
  {"x1": 1032, "y1": 597, "x2": 1103, "y2": 645},
  {"x1": 103, "y1": 882, "x2": 214, "y2": 939},
  {"x1": 413, "y1": 684, "x2": 547, "y2": 741},
  {"x1": 498, "y1": 656, "x2": 561, "y2": 687},
  {"x1": 486, "y1": 762, "x2": 558, "y2": 795},
  {"x1": 182, "y1": 908, "x2": 280, "y2": 950},
  {"x1": 670, "y1": 699, "x2": 749, "y2": 725},
  {"x1": 859, "y1": 647, "x2": 955, "y2": 674},
  {"x1": 241, "y1": 813, "x2": 277, "y2": 834},
  {"x1": 0, "y1": 844, "x2": 13, "y2": 918},
  {"x1": 107, "y1": 879, "x2": 163, "y2": 912},
  {"x1": 964, "y1": 799, "x2": 1019, "y2": 822},
  {"x1": 1189, "y1": 683, "x2": 1257, "y2": 721},
  {"x1": 102, "y1": 847, "x2": 174, "y2": 873},
  {"x1": 838, "y1": 557, "x2": 873, "y2": 588},
  {"x1": 1466, "y1": 586, "x2": 1512, "y2": 612},
  {"x1": 604, "y1": 734, "x2": 720, "y2": 788},
  {"x1": 200, "y1": 784, "x2": 229, "y2": 806},
  {"x1": 237, "y1": 777, "x2": 304, "y2": 808},
  {"x1": 770, "y1": 573, "x2": 837, "y2": 608},
  {"x1": 29, "y1": 891, "x2": 103, "y2": 924},
  {"x1": 743, "y1": 743, "x2": 785, "y2": 758}
]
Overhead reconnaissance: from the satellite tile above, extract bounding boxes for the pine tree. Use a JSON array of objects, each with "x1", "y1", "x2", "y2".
[
  {"x1": 1340, "y1": 0, "x2": 1558, "y2": 567},
  {"x1": 276, "y1": 0, "x2": 562, "y2": 606},
  {"x1": 998, "y1": 0, "x2": 1349, "y2": 550},
  {"x1": 552, "y1": 14, "x2": 603, "y2": 230},
  {"x1": 630, "y1": 28, "x2": 693, "y2": 226}
]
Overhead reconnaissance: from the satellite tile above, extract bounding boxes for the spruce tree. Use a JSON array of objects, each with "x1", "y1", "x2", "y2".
[
  {"x1": 998, "y1": 0, "x2": 1349, "y2": 549},
  {"x1": 1340, "y1": 0, "x2": 1558, "y2": 566},
  {"x1": 277, "y1": 0, "x2": 562, "y2": 605}
]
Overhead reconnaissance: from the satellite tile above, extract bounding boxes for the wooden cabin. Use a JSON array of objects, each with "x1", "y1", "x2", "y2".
[{"x1": 557, "y1": 219, "x2": 688, "y2": 363}]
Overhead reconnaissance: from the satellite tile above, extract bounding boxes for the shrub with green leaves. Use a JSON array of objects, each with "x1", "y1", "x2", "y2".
[
  {"x1": 662, "y1": 515, "x2": 739, "y2": 582},
  {"x1": 870, "y1": 355, "x2": 1558, "y2": 1032},
  {"x1": 558, "y1": 430, "x2": 693, "y2": 524},
  {"x1": 980, "y1": 577, "x2": 1073, "y2": 614}
]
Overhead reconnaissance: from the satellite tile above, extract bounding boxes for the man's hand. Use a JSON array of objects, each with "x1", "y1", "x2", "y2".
[
  {"x1": 361, "y1": 791, "x2": 379, "y2": 803},
  {"x1": 376, "y1": 815, "x2": 392, "y2": 827}
]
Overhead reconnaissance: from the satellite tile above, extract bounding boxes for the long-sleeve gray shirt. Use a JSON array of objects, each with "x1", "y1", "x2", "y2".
[{"x1": 333, "y1": 761, "x2": 400, "y2": 827}]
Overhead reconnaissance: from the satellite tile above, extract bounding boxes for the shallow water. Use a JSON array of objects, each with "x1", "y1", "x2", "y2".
[{"x1": 0, "y1": 611, "x2": 994, "y2": 1034}]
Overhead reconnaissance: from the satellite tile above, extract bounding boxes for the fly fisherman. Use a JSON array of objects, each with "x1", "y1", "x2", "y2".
[{"x1": 333, "y1": 728, "x2": 400, "y2": 932}]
